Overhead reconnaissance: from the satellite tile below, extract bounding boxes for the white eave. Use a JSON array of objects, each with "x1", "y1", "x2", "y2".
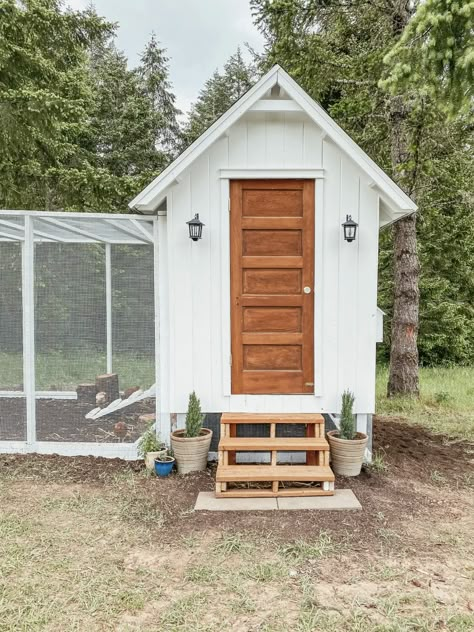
[{"x1": 129, "y1": 65, "x2": 417, "y2": 224}]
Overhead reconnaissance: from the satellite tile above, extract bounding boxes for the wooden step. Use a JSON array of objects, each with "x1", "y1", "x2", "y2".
[
  {"x1": 218, "y1": 437, "x2": 329, "y2": 451},
  {"x1": 216, "y1": 465, "x2": 334, "y2": 483},
  {"x1": 221, "y1": 413, "x2": 324, "y2": 425},
  {"x1": 215, "y1": 487, "x2": 334, "y2": 498}
]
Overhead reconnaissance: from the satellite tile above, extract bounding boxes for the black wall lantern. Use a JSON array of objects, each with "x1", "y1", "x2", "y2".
[
  {"x1": 186, "y1": 213, "x2": 204, "y2": 241},
  {"x1": 342, "y1": 214, "x2": 358, "y2": 243}
]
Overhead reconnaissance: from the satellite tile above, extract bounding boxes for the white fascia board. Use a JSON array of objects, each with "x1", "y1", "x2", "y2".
[
  {"x1": 379, "y1": 210, "x2": 417, "y2": 230},
  {"x1": 128, "y1": 66, "x2": 281, "y2": 212},
  {"x1": 276, "y1": 67, "x2": 417, "y2": 216}
]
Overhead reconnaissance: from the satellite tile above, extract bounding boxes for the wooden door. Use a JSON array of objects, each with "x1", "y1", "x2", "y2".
[{"x1": 230, "y1": 179, "x2": 315, "y2": 394}]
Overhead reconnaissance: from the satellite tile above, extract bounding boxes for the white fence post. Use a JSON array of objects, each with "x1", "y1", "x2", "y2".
[
  {"x1": 105, "y1": 243, "x2": 113, "y2": 374},
  {"x1": 22, "y1": 215, "x2": 36, "y2": 444},
  {"x1": 153, "y1": 218, "x2": 162, "y2": 442}
]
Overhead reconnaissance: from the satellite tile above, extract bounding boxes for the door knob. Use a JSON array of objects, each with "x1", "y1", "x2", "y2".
[{"x1": 303, "y1": 286, "x2": 311, "y2": 294}]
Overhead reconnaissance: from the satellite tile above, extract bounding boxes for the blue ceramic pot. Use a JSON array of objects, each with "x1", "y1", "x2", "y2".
[{"x1": 154, "y1": 456, "x2": 175, "y2": 477}]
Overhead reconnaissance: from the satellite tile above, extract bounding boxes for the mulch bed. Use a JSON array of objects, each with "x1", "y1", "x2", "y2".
[
  {"x1": 0, "y1": 397, "x2": 154, "y2": 442},
  {"x1": 1, "y1": 416, "x2": 472, "y2": 552},
  {"x1": 374, "y1": 417, "x2": 472, "y2": 479}
]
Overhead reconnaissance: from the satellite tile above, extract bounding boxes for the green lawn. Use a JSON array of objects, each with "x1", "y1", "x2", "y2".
[
  {"x1": 376, "y1": 366, "x2": 474, "y2": 440},
  {"x1": 0, "y1": 351, "x2": 155, "y2": 391}
]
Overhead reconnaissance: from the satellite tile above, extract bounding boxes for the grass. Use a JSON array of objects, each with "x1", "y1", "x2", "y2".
[
  {"x1": 367, "y1": 450, "x2": 389, "y2": 474},
  {"x1": 280, "y1": 532, "x2": 338, "y2": 563},
  {"x1": 0, "y1": 350, "x2": 155, "y2": 391},
  {"x1": 376, "y1": 366, "x2": 474, "y2": 440},
  {"x1": 0, "y1": 464, "x2": 472, "y2": 631}
]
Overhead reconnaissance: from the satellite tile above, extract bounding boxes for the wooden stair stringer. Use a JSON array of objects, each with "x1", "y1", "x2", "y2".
[{"x1": 216, "y1": 413, "x2": 335, "y2": 498}]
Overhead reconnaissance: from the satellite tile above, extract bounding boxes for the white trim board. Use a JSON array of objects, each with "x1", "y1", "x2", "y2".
[
  {"x1": 249, "y1": 99, "x2": 302, "y2": 112},
  {"x1": 0, "y1": 391, "x2": 77, "y2": 399},
  {"x1": 0, "y1": 441, "x2": 138, "y2": 460},
  {"x1": 219, "y1": 169, "x2": 324, "y2": 179}
]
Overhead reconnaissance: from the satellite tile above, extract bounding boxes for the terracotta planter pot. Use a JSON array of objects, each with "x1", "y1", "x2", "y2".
[
  {"x1": 327, "y1": 430, "x2": 368, "y2": 477},
  {"x1": 171, "y1": 428, "x2": 213, "y2": 474},
  {"x1": 145, "y1": 450, "x2": 167, "y2": 472}
]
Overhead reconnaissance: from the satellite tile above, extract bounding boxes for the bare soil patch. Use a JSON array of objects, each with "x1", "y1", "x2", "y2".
[{"x1": 1, "y1": 416, "x2": 472, "y2": 548}]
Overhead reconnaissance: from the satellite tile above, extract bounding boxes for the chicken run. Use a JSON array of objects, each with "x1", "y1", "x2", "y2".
[{"x1": 0, "y1": 211, "x2": 157, "y2": 459}]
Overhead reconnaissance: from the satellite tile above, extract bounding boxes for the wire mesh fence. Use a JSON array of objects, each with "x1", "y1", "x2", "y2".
[
  {"x1": 0, "y1": 213, "x2": 156, "y2": 451},
  {"x1": 35, "y1": 241, "x2": 107, "y2": 391},
  {"x1": 0, "y1": 225, "x2": 27, "y2": 441}
]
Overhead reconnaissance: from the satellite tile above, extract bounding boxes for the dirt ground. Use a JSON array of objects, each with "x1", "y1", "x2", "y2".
[
  {"x1": 0, "y1": 416, "x2": 473, "y2": 631},
  {"x1": 0, "y1": 397, "x2": 154, "y2": 442}
]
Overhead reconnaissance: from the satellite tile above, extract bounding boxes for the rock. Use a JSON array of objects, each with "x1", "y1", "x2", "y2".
[
  {"x1": 114, "y1": 421, "x2": 128, "y2": 440},
  {"x1": 96, "y1": 391, "x2": 107, "y2": 407},
  {"x1": 139, "y1": 413, "x2": 156, "y2": 424},
  {"x1": 123, "y1": 386, "x2": 140, "y2": 399}
]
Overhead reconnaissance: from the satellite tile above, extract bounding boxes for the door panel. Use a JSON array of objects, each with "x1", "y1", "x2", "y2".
[
  {"x1": 242, "y1": 307, "x2": 302, "y2": 333},
  {"x1": 230, "y1": 179, "x2": 315, "y2": 394},
  {"x1": 242, "y1": 230, "x2": 302, "y2": 256},
  {"x1": 243, "y1": 345, "x2": 302, "y2": 370},
  {"x1": 242, "y1": 189, "x2": 303, "y2": 216},
  {"x1": 242, "y1": 269, "x2": 302, "y2": 294}
]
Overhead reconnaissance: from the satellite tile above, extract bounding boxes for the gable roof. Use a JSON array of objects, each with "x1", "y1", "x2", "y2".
[{"x1": 129, "y1": 65, "x2": 417, "y2": 221}]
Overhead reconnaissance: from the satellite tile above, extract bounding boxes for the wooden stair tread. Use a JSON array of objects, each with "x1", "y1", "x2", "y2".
[
  {"x1": 221, "y1": 413, "x2": 324, "y2": 424},
  {"x1": 216, "y1": 465, "x2": 334, "y2": 482},
  {"x1": 219, "y1": 437, "x2": 329, "y2": 451},
  {"x1": 216, "y1": 488, "x2": 334, "y2": 498}
]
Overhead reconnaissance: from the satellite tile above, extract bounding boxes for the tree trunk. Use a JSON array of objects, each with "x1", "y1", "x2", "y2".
[
  {"x1": 388, "y1": 214, "x2": 420, "y2": 397},
  {"x1": 76, "y1": 383, "x2": 97, "y2": 405},
  {"x1": 95, "y1": 373, "x2": 120, "y2": 403},
  {"x1": 387, "y1": 1, "x2": 420, "y2": 397}
]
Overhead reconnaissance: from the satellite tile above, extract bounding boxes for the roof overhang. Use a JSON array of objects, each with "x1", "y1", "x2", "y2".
[
  {"x1": 129, "y1": 65, "x2": 417, "y2": 226},
  {"x1": 0, "y1": 210, "x2": 155, "y2": 244}
]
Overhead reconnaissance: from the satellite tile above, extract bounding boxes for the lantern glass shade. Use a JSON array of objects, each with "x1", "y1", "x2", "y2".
[
  {"x1": 186, "y1": 213, "x2": 204, "y2": 241},
  {"x1": 342, "y1": 214, "x2": 358, "y2": 242}
]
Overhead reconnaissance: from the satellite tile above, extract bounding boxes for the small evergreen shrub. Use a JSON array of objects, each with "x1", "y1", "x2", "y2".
[
  {"x1": 185, "y1": 391, "x2": 204, "y2": 438},
  {"x1": 339, "y1": 390, "x2": 356, "y2": 440}
]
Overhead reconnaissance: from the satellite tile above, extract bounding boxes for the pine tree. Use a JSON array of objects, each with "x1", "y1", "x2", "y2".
[
  {"x1": 250, "y1": 0, "x2": 474, "y2": 380},
  {"x1": 382, "y1": 0, "x2": 474, "y2": 113},
  {"x1": 136, "y1": 34, "x2": 181, "y2": 156},
  {"x1": 0, "y1": 0, "x2": 111, "y2": 209},
  {"x1": 88, "y1": 41, "x2": 165, "y2": 178},
  {"x1": 182, "y1": 48, "x2": 255, "y2": 147},
  {"x1": 67, "y1": 35, "x2": 178, "y2": 212}
]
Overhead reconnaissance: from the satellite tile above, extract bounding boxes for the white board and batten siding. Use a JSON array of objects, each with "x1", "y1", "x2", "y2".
[{"x1": 162, "y1": 110, "x2": 380, "y2": 419}]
